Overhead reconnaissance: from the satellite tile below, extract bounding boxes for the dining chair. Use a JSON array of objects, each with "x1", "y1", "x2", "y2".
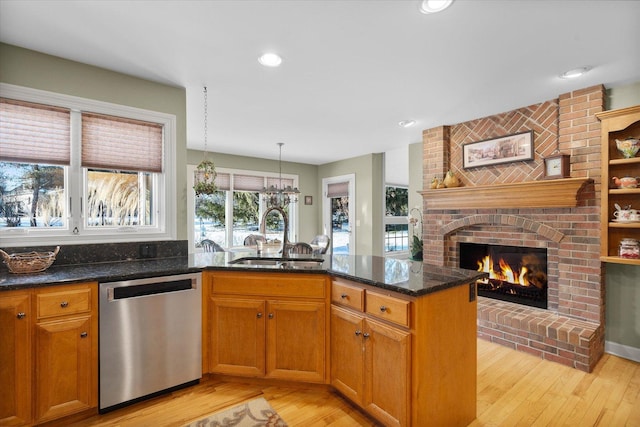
[
  {"x1": 288, "y1": 242, "x2": 314, "y2": 255},
  {"x1": 244, "y1": 234, "x2": 267, "y2": 246},
  {"x1": 310, "y1": 234, "x2": 331, "y2": 254},
  {"x1": 201, "y1": 239, "x2": 224, "y2": 253}
]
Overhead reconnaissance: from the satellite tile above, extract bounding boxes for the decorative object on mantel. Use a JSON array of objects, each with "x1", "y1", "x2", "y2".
[
  {"x1": 543, "y1": 150, "x2": 571, "y2": 179},
  {"x1": 615, "y1": 137, "x2": 639, "y2": 159},
  {"x1": 408, "y1": 207, "x2": 423, "y2": 261},
  {"x1": 429, "y1": 176, "x2": 439, "y2": 189},
  {"x1": 0, "y1": 246, "x2": 60, "y2": 274},
  {"x1": 442, "y1": 170, "x2": 460, "y2": 188},
  {"x1": 193, "y1": 86, "x2": 218, "y2": 196},
  {"x1": 463, "y1": 130, "x2": 534, "y2": 169}
]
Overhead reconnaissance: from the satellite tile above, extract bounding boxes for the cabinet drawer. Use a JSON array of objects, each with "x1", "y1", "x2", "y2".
[
  {"x1": 36, "y1": 288, "x2": 92, "y2": 319},
  {"x1": 331, "y1": 280, "x2": 364, "y2": 312},
  {"x1": 365, "y1": 291, "x2": 410, "y2": 327},
  {"x1": 211, "y1": 272, "x2": 326, "y2": 299}
]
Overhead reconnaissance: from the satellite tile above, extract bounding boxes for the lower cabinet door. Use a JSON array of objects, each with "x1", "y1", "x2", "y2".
[
  {"x1": 330, "y1": 305, "x2": 365, "y2": 404},
  {"x1": 364, "y1": 318, "x2": 411, "y2": 427},
  {"x1": 0, "y1": 291, "x2": 32, "y2": 427},
  {"x1": 33, "y1": 315, "x2": 94, "y2": 424},
  {"x1": 209, "y1": 297, "x2": 266, "y2": 376},
  {"x1": 266, "y1": 300, "x2": 326, "y2": 383}
]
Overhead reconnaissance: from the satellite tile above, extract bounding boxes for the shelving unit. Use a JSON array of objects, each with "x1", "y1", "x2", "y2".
[{"x1": 596, "y1": 105, "x2": 640, "y2": 265}]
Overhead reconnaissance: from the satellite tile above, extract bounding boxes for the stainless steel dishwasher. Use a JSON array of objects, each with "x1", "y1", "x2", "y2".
[{"x1": 99, "y1": 272, "x2": 202, "y2": 412}]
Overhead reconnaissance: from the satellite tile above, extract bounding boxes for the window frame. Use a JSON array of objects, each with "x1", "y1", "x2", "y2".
[
  {"x1": 187, "y1": 165, "x2": 299, "y2": 253},
  {"x1": 0, "y1": 83, "x2": 177, "y2": 246}
]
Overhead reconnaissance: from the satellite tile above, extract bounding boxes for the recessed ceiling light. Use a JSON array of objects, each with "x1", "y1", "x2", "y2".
[
  {"x1": 559, "y1": 66, "x2": 591, "y2": 79},
  {"x1": 258, "y1": 53, "x2": 282, "y2": 67},
  {"x1": 398, "y1": 120, "x2": 416, "y2": 128},
  {"x1": 419, "y1": 0, "x2": 453, "y2": 14}
]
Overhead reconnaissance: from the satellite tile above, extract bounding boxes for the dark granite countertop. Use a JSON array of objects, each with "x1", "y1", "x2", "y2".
[{"x1": 0, "y1": 250, "x2": 487, "y2": 297}]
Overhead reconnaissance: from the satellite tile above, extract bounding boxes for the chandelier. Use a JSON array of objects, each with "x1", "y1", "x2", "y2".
[
  {"x1": 262, "y1": 143, "x2": 300, "y2": 208},
  {"x1": 193, "y1": 86, "x2": 217, "y2": 196}
]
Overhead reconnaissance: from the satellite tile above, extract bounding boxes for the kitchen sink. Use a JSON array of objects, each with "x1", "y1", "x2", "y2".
[{"x1": 229, "y1": 257, "x2": 324, "y2": 269}]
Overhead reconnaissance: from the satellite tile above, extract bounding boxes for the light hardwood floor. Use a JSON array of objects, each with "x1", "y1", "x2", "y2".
[{"x1": 69, "y1": 339, "x2": 640, "y2": 427}]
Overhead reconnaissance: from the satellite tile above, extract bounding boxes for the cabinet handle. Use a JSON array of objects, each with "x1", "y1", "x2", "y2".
[
  {"x1": 379, "y1": 305, "x2": 387, "y2": 312},
  {"x1": 340, "y1": 293, "x2": 348, "y2": 299},
  {"x1": 257, "y1": 312, "x2": 263, "y2": 318},
  {"x1": 80, "y1": 332, "x2": 88, "y2": 338},
  {"x1": 363, "y1": 333, "x2": 370, "y2": 339},
  {"x1": 60, "y1": 301, "x2": 69, "y2": 308},
  {"x1": 16, "y1": 312, "x2": 26, "y2": 319},
  {"x1": 355, "y1": 330, "x2": 362, "y2": 336},
  {"x1": 268, "y1": 313, "x2": 274, "y2": 319}
]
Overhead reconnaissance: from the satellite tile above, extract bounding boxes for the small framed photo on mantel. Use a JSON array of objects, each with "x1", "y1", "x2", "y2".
[{"x1": 543, "y1": 152, "x2": 571, "y2": 179}]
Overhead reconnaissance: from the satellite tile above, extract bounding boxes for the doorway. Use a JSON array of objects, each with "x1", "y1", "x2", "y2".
[{"x1": 322, "y1": 174, "x2": 355, "y2": 254}]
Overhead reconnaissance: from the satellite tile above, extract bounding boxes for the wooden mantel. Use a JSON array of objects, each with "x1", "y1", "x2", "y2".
[{"x1": 420, "y1": 178, "x2": 593, "y2": 210}]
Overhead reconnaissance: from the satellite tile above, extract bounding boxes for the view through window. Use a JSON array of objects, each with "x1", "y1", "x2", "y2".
[{"x1": 384, "y1": 185, "x2": 409, "y2": 254}]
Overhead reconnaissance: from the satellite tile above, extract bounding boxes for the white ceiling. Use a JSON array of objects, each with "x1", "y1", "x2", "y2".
[{"x1": 1, "y1": 0, "x2": 639, "y2": 165}]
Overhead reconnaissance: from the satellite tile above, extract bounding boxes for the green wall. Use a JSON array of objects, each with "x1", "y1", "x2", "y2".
[
  {"x1": 604, "y1": 83, "x2": 640, "y2": 353},
  {"x1": 0, "y1": 43, "x2": 188, "y2": 239},
  {"x1": 318, "y1": 153, "x2": 384, "y2": 256}
]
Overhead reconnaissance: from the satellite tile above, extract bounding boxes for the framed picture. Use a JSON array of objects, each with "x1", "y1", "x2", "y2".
[
  {"x1": 304, "y1": 195, "x2": 313, "y2": 205},
  {"x1": 463, "y1": 130, "x2": 534, "y2": 169}
]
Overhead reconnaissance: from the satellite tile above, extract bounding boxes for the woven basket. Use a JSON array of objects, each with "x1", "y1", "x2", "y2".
[{"x1": 0, "y1": 246, "x2": 60, "y2": 274}]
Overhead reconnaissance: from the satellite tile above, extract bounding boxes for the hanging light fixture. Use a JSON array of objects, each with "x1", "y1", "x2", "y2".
[
  {"x1": 193, "y1": 86, "x2": 217, "y2": 196},
  {"x1": 261, "y1": 142, "x2": 300, "y2": 208}
]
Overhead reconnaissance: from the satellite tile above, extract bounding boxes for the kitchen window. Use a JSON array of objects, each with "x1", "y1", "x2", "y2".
[
  {"x1": 188, "y1": 166, "x2": 298, "y2": 251},
  {"x1": 0, "y1": 84, "x2": 176, "y2": 246}
]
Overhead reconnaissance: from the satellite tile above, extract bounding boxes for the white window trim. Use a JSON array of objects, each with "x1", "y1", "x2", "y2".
[
  {"x1": 0, "y1": 83, "x2": 177, "y2": 246},
  {"x1": 187, "y1": 165, "x2": 299, "y2": 253},
  {"x1": 322, "y1": 174, "x2": 356, "y2": 255}
]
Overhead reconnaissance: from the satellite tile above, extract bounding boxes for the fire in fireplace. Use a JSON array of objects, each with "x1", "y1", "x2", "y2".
[{"x1": 460, "y1": 243, "x2": 548, "y2": 309}]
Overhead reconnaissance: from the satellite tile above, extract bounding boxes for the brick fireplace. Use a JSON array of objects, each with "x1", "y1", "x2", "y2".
[{"x1": 421, "y1": 85, "x2": 605, "y2": 372}]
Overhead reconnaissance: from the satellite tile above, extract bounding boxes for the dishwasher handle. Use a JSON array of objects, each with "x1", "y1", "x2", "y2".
[{"x1": 111, "y1": 278, "x2": 195, "y2": 300}]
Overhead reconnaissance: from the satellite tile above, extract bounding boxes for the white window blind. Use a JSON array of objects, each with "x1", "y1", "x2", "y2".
[
  {"x1": 214, "y1": 172, "x2": 230, "y2": 190},
  {"x1": 0, "y1": 98, "x2": 71, "y2": 165},
  {"x1": 327, "y1": 181, "x2": 349, "y2": 198},
  {"x1": 82, "y1": 112, "x2": 163, "y2": 173},
  {"x1": 233, "y1": 174, "x2": 265, "y2": 191}
]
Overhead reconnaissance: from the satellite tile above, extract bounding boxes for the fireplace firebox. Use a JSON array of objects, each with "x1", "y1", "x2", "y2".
[{"x1": 460, "y1": 242, "x2": 548, "y2": 309}]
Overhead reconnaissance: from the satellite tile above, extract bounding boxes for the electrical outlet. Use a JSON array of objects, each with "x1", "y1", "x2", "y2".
[
  {"x1": 469, "y1": 282, "x2": 476, "y2": 302},
  {"x1": 139, "y1": 244, "x2": 157, "y2": 259}
]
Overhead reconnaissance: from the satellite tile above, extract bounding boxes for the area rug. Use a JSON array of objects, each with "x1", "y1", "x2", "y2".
[{"x1": 183, "y1": 397, "x2": 288, "y2": 427}]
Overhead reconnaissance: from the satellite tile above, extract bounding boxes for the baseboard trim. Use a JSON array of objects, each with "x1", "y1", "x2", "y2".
[{"x1": 605, "y1": 340, "x2": 640, "y2": 363}]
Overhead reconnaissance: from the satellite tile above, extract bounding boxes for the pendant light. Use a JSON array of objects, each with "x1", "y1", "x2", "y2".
[
  {"x1": 261, "y1": 143, "x2": 300, "y2": 208},
  {"x1": 193, "y1": 86, "x2": 217, "y2": 196}
]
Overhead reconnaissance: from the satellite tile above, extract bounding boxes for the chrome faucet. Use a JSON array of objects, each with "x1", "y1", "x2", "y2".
[{"x1": 260, "y1": 206, "x2": 290, "y2": 254}]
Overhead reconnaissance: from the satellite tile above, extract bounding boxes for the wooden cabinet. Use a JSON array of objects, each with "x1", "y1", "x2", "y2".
[
  {"x1": 0, "y1": 283, "x2": 98, "y2": 427},
  {"x1": 331, "y1": 305, "x2": 410, "y2": 427},
  {"x1": 596, "y1": 105, "x2": 640, "y2": 265},
  {"x1": 330, "y1": 280, "x2": 411, "y2": 427},
  {"x1": 331, "y1": 277, "x2": 477, "y2": 427},
  {"x1": 0, "y1": 290, "x2": 32, "y2": 426},
  {"x1": 207, "y1": 272, "x2": 328, "y2": 383}
]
